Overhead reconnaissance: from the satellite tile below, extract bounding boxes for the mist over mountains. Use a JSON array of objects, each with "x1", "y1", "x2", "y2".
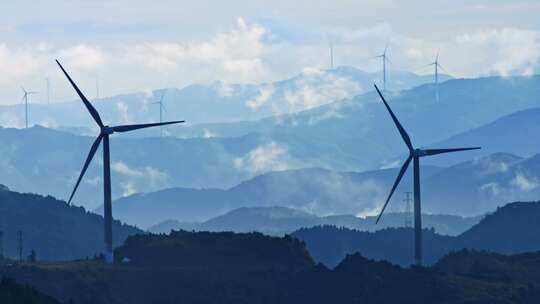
[
  {"x1": 1, "y1": 67, "x2": 448, "y2": 130},
  {"x1": 148, "y1": 206, "x2": 480, "y2": 237},
  {"x1": 110, "y1": 151, "x2": 540, "y2": 228},
  {"x1": 293, "y1": 201, "x2": 540, "y2": 267},
  {"x1": 0, "y1": 72, "x2": 539, "y2": 220}
]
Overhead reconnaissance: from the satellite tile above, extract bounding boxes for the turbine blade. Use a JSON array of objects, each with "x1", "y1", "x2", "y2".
[
  {"x1": 374, "y1": 84, "x2": 413, "y2": 151},
  {"x1": 67, "y1": 135, "x2": 102, "y2": 205},
  {"x1": 56, "y1": 60, "x2": 104, "y2": 128},
  {"x1": 437, "y1": 63, "x2": 447, "y2": 72},
  {"x1": 423, "y1": 147, "x2": 481, "y2": 156},
  {"x1": 112, "y1": 120, "x2": 184, "y2": 133},
  {"x1": 376, "y1": 155, "x2": 412, "y2": 224},
  {"x1": 160, "y1": 90, "x2": 166, "y2": 103}
]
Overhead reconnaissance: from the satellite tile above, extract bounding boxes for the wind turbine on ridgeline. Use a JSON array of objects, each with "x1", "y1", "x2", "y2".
[
  {"x1": 56, "y1": 60, "x2": 185, "y2": 263},
  {"x1": 21, "y1": 87, "x2": 37, "y2": 129},
  {"x1": 375, "y1": 43, "x2": 390, "y2": 91},
  {"x1": 373, "y1": 84, "x2": 480, "y2": 266},
  {"x1": 153, "y1": 90, "x2": 167, "y2": 137},
  {"x1": 329, "y1": 38, "x2": 334, "y2": 70},
  {"x1": 427, "y1": 49, "x2": 445, "y2": 102}
]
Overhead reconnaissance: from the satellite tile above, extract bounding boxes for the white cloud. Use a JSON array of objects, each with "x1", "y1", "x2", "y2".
[
  {"x1": 246, "y1": 85, "x2": 274, "y2": 110},
  {"x1": 282, "y1": 68, "x2": 362, "y2": 112},
  {"x1": 58, "y1": 45, "x2": 105, "y2": 71},
  {"x1": 480, "y1": 182, "x2": 501, "y2": 196},
  {"x1": 116, "y1": 101, "x2": 130, "y2": 124},
  {"x1": 510, "y1": 173, "x2": 539, "y2": 191},
  {"x1": 120, "y1": 181, "x2": 137, "y2": 197},
  {"x1": 122, "y1": 17, "x2": 268, "y2": 82},
  {"x1": 454, "y1": 28, "x2": 540, "y2": 77},
  {"x1": 234, "y1": 142, "x2": 288, "y2": 174},
  {"x1": 112, "y1": 161, "x2": 168, "y2": 187},
  {"x1": 203, "y1": 128, "x2": 217, "y2": 138},
  {"x1": 0, "y1": 16, "x2": 539, "y2": 107}
]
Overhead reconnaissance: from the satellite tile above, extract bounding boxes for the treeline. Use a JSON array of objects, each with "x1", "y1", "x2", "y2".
[
  {"x1": 0, "y1": 187, "x2": 141, "y2": 260},
  {"x1": 292, "y1": 201, "x2": 540, "y2": 267},
  {"x1": 2, "y1": 230, "x2": 540, "y2": 303}
]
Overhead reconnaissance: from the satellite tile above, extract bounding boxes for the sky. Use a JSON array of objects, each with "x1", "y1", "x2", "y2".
[{"x1": 0, "y1": 0, "x2": 539, "y2": 104}]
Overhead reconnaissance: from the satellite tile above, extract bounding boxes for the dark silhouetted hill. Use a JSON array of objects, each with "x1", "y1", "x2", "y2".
[
  {"x1": 293, "y1": 201, "x2": 540, "y2": 267},
  {"x1": 2, "y1": 230, "x2": 539, "y2": 304},
  {"x1": 0, "y1": 186, "x2": 141, "y2": 260},
  {"x1": 0, "y1": 277, "x2": 59, "y2": 304},
  {"x1": 115, "y1": 230, "x2": 314, "y2": 271}
]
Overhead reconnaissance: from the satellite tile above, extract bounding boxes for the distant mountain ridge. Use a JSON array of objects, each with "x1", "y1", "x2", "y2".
[
  {"x1": 0, "y1": 66, "x2": 447, "y2": 130},
  {"x1": 292, "y1": 201, "x2": 540, "y2": 267},
  {"x1": 174, "y1": 75, "x2": 540, "y2": 170},
  {"x1": 148, "y1": 206, "x2": 480, "y2": 237},
  {"x1": 1, "y1": 75, "x2": 540, "y2": 212},
  {"x1": 0, "y1": 185, "x2": 141, "y2": 260},
  {"x1": 113, "y1": 151, "x2": 540, "y2": 228}
]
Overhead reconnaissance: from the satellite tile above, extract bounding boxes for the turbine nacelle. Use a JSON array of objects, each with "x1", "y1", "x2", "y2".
[
  {"x1": 413, "y1": 149, "x2": 426, "y2": 157},
  {"x1": 101, "y1": 126, "x2": 114, "y2": 135}
]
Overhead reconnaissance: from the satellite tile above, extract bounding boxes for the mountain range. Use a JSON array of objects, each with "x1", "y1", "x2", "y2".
[
  {"x1": 111, "y1": 151, "x2": 540, "y2": 228},
  {"x1": 148, "y1": 206, "x2": 480, "y2": 236},
  {"x1": 0, "y1": 76, "x2": 540, "y2": 211},
  {"x1": 0, "y1": 75, "x2": 539, "y2": 214},
  {"x1": 292, "y1": 201, "x2": 540, "y2": 267},
  {"x1": 1, "y1": 66, "x2": 449, "y2": 130},
  {"x1": 0, "y1": 185, "x2": 140, "y2": 261},
  {"x1": 173, "y1": 74, "x2": 540, "y2": 170}
]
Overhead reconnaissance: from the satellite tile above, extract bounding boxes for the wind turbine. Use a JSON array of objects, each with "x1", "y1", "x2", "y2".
[
  {"x1": 329, "y1": 39, "x2": 334, "y2": 70},
  {"x1": 375, "y1": 44, "x2": 390, "y2": 91},
  {"x1": 21, "y1": 87, "x2": 37, "y2": 129},
  {"x1": 153, "y1": 90, "x2": 166, "y2": 137},
  {"x1": 56, "y1": 60, "x2": 185, "y2": 263},
  {"x1": 373, "y1": 84, "x2": 480, "y2": 266},
  {"x1": 427, "y1": 50, "x2": 445, "y2": 102},
  {"x1": 46, "y1": 78, "x2": 51, "y2": 104}
]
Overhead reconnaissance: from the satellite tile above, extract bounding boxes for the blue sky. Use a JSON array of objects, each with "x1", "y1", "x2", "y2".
[{"x1": 0, "y1": 0, "x2": 539, "y2": 104}]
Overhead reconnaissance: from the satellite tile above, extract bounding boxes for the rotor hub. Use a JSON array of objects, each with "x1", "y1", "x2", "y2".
[
  {"x1": 413, "y1": 149, "x2": 426, "y2": 157},
  {"x1": 101, "y1": 126, "x2": 114, "y2": 135}
]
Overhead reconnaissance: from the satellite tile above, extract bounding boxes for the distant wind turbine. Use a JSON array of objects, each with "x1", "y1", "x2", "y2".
[
  {"x1": 46, "y1": 78, "x2": 51, "y2": 104},
  {"x1": 153, "y1": 90, "x2": 167, "y2": 137},
  {"x1": 95, "y1": 74, "x2": 100, "y2": 100},
  {"x1": 375, "y1": 44, "x2": 391, "y2": 91},
  {"x1": 21, "y1": 87, "x2": 37, "y2": 129},
  {"x1": 329, "y1": 39, "x2": 334, "y2": 70},
  {"x1": 56, "y1": 60, "x2": 185, "y2": 264},
  {"x1": 427, "y1": 49, "x2": 445, "y2": 102},
  {"x1": 374, "y1": 84, "x2": 480, "y2": 266}
]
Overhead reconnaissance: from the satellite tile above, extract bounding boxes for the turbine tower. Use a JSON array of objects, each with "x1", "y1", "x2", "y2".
[
  {"x1": 329, "y1": 40, "x2": 334, "y2": 70},
  {"x1": 21, "y1": 87, "x2": 37, "y2": 129},
  {"x1": 374, "y1": 84, "x2": 480, "y2": 266},
  {"x1": 375, "y1": 44, "x2": 390, "y2": 91},
  {"x1": 427, "y1": 50, "x2": 445, "y2": 102},
  {"x1": 56, "y1": 60, "x2": 185, "y2": 264},
  {"x1": 153, "y1": 90, "x2": 166, "y2": 137},
  {"x1": 46, "y1": 78, "x2": 51, "y2": 104}
]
